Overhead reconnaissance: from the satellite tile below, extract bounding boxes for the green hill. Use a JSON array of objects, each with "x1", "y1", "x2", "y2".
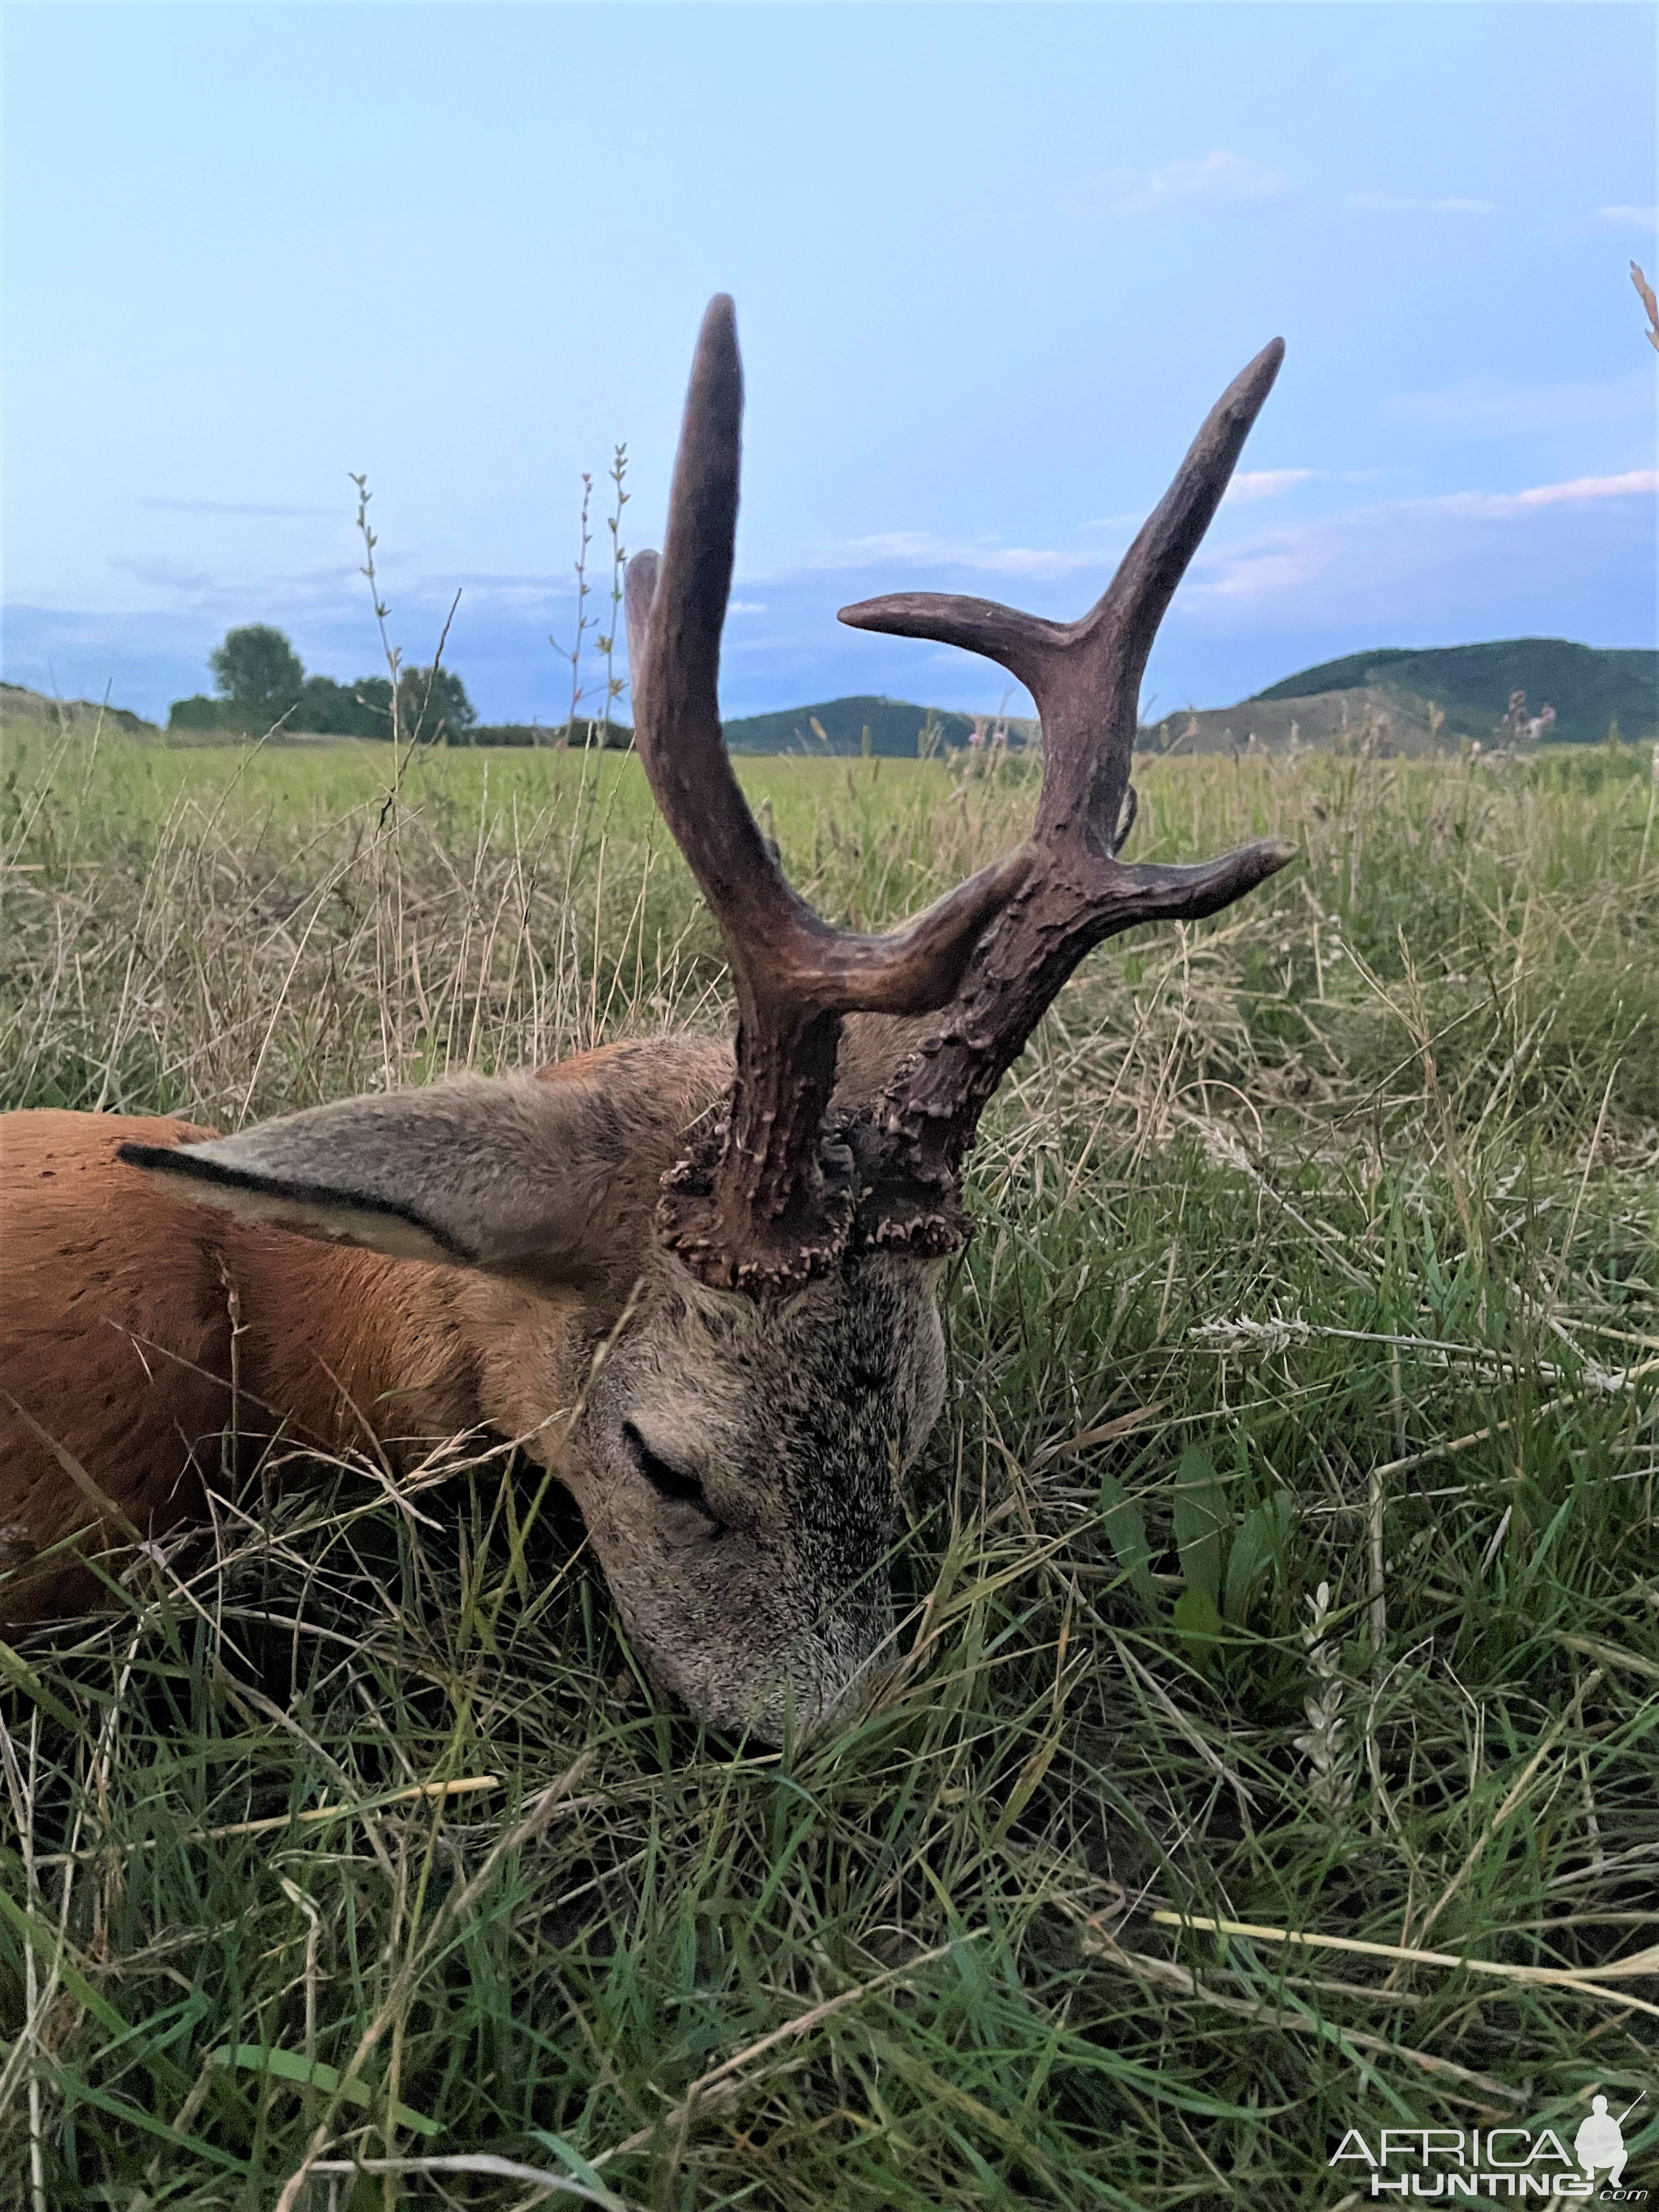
[
  {"x1": 1250, "y1": 640, "x2": 1657, "y2": 747},
  {"x1": 1, "y1": 681, "x2": 159, "y2": 736},
  {"x1": 723, "y1": 695, "x2": 992, "y2": 757}
]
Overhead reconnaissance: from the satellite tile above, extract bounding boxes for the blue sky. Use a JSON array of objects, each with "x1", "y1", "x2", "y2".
[{"x1": 4, "y1": 1, "x2": 1656, "y2": 726}]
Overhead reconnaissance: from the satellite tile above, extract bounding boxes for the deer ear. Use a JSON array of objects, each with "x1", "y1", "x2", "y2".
[{"x1": 117, "y1": 1056, "x2": 696, "y2": 1283}]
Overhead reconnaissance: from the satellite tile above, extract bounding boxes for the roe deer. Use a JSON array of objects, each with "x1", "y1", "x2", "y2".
[{"x1": 0, "y1": 297, "x2": 1293, "y2": 1737}]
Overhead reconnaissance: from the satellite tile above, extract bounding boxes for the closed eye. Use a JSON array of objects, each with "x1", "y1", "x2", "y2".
[{"x1": 623, "y1": 1421, "x2": 717, "y2": 1519}]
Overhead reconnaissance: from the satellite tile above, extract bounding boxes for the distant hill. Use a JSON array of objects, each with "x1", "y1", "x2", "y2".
[
  {"x1": 721, "y1": 695, "x2": 1034, "y2": 757},
  {"x1": 1139, "y1": 687, "x2": 1448, "y2": 759},
  {"x1": 10, "y1": 642, "x2": 1652, "y2": 761},
  {"x1": 1250, "y1": 640, "x2": 1657, "y2": 747},
  {"x1": 0, "y1": 681, "x2": 159, "y2": 736},
  {"x1": 735, "y1": 649, "x2": 1658, "y2": 761}
]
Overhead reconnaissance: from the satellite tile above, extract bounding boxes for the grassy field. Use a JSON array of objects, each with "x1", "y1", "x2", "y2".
[{"x1": 2, "y1": 713, "x2": 1657, "y2": 2209}]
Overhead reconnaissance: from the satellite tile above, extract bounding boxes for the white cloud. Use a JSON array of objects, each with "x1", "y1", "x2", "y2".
[
  {"x1": 777, "y1": 468, "x2": 1657, "y2": 596},
  {"x1": 1060, "y1": 149, "x2": 1288, "y2": 221},
  {"x1": 1224, "y1": 468, "x2": 1323, "y2": 503},
  {"x1": 1595, "y1": 205, "x2": 1659, "y2": 229},
  {"x1": 101, "y1": 549, "x2": 590, "y2": 629},
  {"x1": 800, "y1": 530, "x2": 1107, "y2": 583},
  {"x1": 1346, "y1": 193, "x2": 1496, "y2": 215},
  {"x1": 726, "y1": 599, "x2": 768, "y2": 614},
  {"x1": 1391, "y1": 471, "x2": 1659, "y2": 520},
  {"x1": 1513, "y1": 469, "x2": 1658, "y2": 507},
  {"x1": 1185, "y1": 471, "x2": 1657, "y2": 617},
  {"x1": 1381, "y1": 374, "x2": 1656, "y2": 437},
  {"x1": 108, "y1": 554, "x2": 222, "y2": 595}
]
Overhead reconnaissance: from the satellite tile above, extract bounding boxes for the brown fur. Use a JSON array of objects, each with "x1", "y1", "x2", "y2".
[
  {"x1": 0, "y1": 1042, "x2": 728, "y2": 1622},
  {"x1": 0, "y1": 1034, "x2": 952, "y2": 1736},
  {"x1": 3, "y1": 1111, "x2": 233, "y2": 1615},
  {"x1": 1, "y1": 1111, "x2": 475, "y2": 1617}
]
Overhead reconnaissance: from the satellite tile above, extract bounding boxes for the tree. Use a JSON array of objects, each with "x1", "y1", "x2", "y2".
[
  {"x1": 167, "y1": 695, "x2": 236, "y2": 733},
  {"x1": 296, "y1": 674, "x2": 389, "y2": 737},
  {"x1": 352, "y1": 676, "x2": 395, "y2": 731},
  {"x1": 208, "y1": 625, "x2": 305, "y2": 726},
  {"x1": 396, "y1": 665, "x2": 476, "y2": 743},
  {"x1": 295, "y1": 675, "x2": 351, "y2": 735}
]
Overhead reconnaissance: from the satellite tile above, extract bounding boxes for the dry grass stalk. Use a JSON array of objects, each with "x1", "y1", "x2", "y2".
[
  {"x1": 1152, "y1": 1912, "x2": 1659, "y2": 2015},
  {"x1": 1, "y1": 715, "x2": 1655, "y2": 2200}
]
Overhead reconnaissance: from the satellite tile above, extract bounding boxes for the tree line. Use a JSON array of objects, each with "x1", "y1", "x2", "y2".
[
  {"x1": 169, "y1": 625, "x2": 477, "y2": 742},
  {"x1": 170, "y1": 627, "x2": 635, "y2": 746}
]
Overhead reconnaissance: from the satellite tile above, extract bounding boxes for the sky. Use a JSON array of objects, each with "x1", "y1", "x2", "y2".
[{"x1": 3, "y1": 1, "x2": 1656, "y2": 727}]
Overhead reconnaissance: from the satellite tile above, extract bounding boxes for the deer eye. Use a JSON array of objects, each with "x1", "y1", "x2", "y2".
[{"x1": 623, "y1": 1421, "x2": 715, "y2": 1517}]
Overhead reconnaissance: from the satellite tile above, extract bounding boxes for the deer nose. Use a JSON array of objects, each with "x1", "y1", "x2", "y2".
[
  {"x1": 792, "y1": 1600, "x2": 899, "y2": 1744},
  {"x1": 685, "y1": 1600, "x2": 894, "y2": 1746},
  {"x1": 800, "y1": 1647, "x2": 900, "y2": 1745}
]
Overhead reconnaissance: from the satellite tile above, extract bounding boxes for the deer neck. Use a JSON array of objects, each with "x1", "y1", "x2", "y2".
[{"x1": 219, "y1": 1224, "x2": 487, "y2": 1462}]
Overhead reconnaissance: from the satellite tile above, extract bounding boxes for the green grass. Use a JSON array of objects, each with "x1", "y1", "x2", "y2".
[{"x1": 2, "y1": 715, "x2": 1657, "y2": 2209}]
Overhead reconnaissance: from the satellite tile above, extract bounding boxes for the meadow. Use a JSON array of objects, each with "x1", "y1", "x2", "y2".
[{"x1": 1, "y1": 710, "x2": 1656, "y2": 2209}]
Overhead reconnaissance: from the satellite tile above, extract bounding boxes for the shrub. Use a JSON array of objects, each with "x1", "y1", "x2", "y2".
[{"x1": 166, "y1": 693, "x2": 240, "y2": 733}]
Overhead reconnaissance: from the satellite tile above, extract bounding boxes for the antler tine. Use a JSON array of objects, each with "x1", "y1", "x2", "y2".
[
  {"x1": 624, "y1": 299, "x2": 804, "y2": 958},
  {"x1": 829, "y1": 342, "x2": 1297, "y2": 1253},
  {"x1": 840, "y1": 338, "x2": 1285, "y2": 854},
  {"x1": 624, "y1": 296, "x2": 1029, "y2": 1292}
]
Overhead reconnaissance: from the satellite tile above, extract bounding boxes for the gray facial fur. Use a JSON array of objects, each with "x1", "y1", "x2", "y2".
[{"x1": 558, "y1": 1252, "x2": 948, "y2": 1740}]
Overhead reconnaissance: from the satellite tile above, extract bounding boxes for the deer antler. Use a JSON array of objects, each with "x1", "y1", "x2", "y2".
[
  {"x1": 625, "y1": 297, "x2": 1030, "y2": 1293},
  {"x1": 838, "y1": 339, "x2": 1297, "y2": 1251}
]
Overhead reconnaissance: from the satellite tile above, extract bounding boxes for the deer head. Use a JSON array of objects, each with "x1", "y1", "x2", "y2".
[{"x1": 121, "y1": 296, "x2": 1293, "y2": 1740}]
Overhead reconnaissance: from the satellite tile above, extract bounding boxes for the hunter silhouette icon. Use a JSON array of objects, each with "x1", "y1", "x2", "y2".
[{"x1": 1574, "y1": 2097, "x2": 1628, "y2": 2187}]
